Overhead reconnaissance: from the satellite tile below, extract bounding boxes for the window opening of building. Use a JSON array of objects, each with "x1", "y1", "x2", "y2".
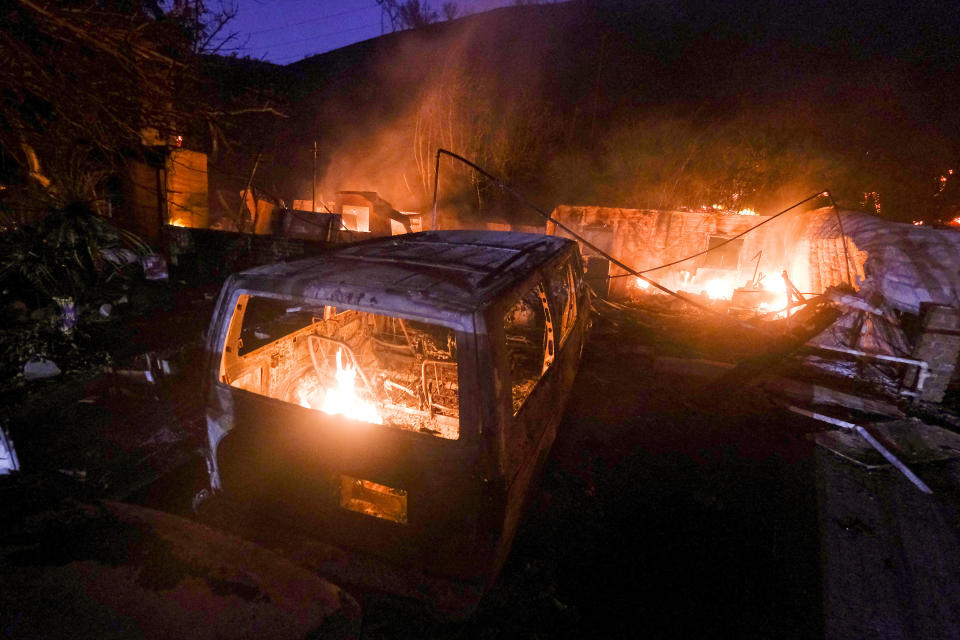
[
  {"x1": 703, "y1": 236, "x2": 744, "y2": 270},
  {"x1": 341, "y1": 205, "x2": 370, "y2": 232}
]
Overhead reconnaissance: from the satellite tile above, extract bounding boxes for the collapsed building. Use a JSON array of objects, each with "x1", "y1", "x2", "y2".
[
  {"x1": 548, "y1": 203, "x2": 960, "y2": 405},
  {"x1": 166, "y1": 190, "x2": 423, "y2": 280}
]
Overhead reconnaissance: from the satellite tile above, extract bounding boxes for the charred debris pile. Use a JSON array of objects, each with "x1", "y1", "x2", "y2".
[{"x1": 558, "y1": 191, "x2": 960, "y2": 475}]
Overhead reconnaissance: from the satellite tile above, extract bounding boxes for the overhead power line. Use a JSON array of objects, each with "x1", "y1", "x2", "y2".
[
  {"x1": 244, "y1": 4, "x2": 378, "y2": 36},
  {"x1": 242, "y1": 21, "x2": 379, "y2": 52}
]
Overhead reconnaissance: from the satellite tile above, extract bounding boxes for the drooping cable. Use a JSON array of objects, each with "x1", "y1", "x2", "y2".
[
  {"x1": 429, "y1": 148, "x2": 801, "y2": 333},
  {"x1": 608, "y1": 191, "x2": 830, "y2": 278},
  {"x1": 826, "y1": 191, "x2": 854, "y2": 287}
]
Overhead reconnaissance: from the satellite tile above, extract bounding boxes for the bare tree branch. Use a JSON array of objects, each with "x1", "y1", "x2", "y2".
[{"x1": 0, "y1": 0, "x2": 283, "y2": 217}]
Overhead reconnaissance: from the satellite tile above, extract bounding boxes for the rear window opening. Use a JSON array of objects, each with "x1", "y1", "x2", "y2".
[{"x1": 221, "y1": 295, "x2": 460, "y2": 439}]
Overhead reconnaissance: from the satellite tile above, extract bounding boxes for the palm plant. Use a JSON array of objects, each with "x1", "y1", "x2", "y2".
[{"x1": 0, "y1": 201, "x2": 152, "y2": 307}]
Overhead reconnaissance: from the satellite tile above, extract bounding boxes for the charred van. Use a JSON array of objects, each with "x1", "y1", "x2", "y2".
[{"x1": 202, "y1": 230, "x2": 588, "y2": 611}]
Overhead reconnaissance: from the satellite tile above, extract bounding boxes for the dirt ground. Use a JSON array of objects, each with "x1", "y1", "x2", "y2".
[
  {"x1": 6, "y1": 290, "x2": 959, "y2": 638},
  {"x1": 335, "y1": 306, "x2": 825, "y2": 639}
]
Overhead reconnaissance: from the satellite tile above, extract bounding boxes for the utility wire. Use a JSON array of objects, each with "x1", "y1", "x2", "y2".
[
  {"x1": 244, "y1": 4, "x2": 377, "y2": 36},
  {"x1": 242, "y1": 21, "x2": 379, "y2": 51},
  {"x1": 429, "y1": 148, "x2": 786, "y2": 334},
  {"x1": 607, "y1": 191, "x2": 830, "y2": 278}
]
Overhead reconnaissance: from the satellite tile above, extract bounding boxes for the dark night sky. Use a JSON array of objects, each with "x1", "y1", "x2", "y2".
[{"x1": 225, "y1": 0, "x2": 511, "y2": 64}]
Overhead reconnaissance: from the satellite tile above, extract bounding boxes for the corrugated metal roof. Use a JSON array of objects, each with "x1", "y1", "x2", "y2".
[
  {"x1": 802, "y1": 208, "x2": 960, "y2": 314},
  {"x1": 230, "y1": 231, "x2": 574, "y2": 318}
]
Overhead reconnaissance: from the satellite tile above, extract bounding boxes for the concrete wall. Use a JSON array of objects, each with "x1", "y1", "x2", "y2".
[{"x1": 912, "y1": 305, "x2": 960, "y2": 403}]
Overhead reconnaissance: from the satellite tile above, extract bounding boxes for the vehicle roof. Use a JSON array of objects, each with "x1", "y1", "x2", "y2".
[{"x1": 229, "y1": 230, "x2": 576, "y2": 319}]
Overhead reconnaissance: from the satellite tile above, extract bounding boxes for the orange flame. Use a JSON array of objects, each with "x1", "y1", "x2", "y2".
[
  {"x1": 704, "y1": 278, "x2": 734, "y2": 300},
  {"x1": 761, "y1": 276, "x2": 788, "y2": 313},
  {"x1": 297, "y1": 348, "x2": 382, "y2": 424}
]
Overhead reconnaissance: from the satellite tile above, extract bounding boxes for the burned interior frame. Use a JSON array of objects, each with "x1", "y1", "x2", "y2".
[
  {"x1": 203, "y1": 231, "x2": 589, "y2": 609},
  {"x1": 502, "y1": 256, "x2": 580, "y2": 415},
  {"x1": 220, "y1": 295, "x2": 461, "y2": 440}
]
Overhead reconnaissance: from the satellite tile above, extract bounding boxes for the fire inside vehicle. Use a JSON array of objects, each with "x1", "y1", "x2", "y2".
[{"x1": 202, "y1": 230, "x2": 588, "y2": 607}]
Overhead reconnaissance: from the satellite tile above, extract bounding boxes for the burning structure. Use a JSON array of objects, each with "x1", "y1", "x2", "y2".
[
  {"x1": 551, "y1": 203, "x2": 960, "y2": 309},
  {"x1": 202, "y1": 230, "x2": 588, "y2": 611},
  {"x1": 550, "y1": 201, "x2": 960, "y2": 404},
  {"x1": 283, "y1": 191, "x2": 421, "y2": 240},
  {"x1": 549, "y1": 204, "x2": 828, "y2": 302}
]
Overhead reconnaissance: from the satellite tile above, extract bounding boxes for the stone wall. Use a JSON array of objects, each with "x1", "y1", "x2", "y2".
[{"x1": 167, "y1": 226, "x2": 332, "y2": 283}]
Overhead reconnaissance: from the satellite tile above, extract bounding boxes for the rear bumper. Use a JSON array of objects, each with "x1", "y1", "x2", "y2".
[{"x1": 196, "y1": 494, "x2": 486, "y2": 619}]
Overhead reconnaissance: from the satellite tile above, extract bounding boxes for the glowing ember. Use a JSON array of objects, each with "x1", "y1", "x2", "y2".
[
  {"x1": 704, "y1": 205, "x2": 757, "y2": 215},
  {"x1": 762, "y1": 276, "x2": 788, "y2": 312},
  {"x1": 950, "y1": 217, "x2": 960, "y2": 227},
  {"x1": 704, "y1": 279, "x2": 734, "y2": 300},
  {"x1": 913, "y1": 220, "x2": 925, "y2": 226},
  {"x1": 296, "y1": 348, "x2": 382, "y2": 424}
]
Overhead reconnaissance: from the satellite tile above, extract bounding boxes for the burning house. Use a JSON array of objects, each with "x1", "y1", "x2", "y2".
[
  {"x1": 285, "y1": 191, "x2": 422, "y2": 240},
  {"x1": 550, "y1": 203, "x2": 960, "y2": 309},
  {"x1": 549, "y1": 202, "x2": 960, "y2": 404},
  {"x1": 335, "y1": 191, "x2": 422, "y2": 237},
  {"x1": 548, "y1": 205, "x2": 769, "y2": 300}
]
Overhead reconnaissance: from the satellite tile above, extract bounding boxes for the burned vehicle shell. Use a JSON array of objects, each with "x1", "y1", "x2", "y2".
[{"x1": 202, "y1": 230, "x2": 588, "y2": 606}]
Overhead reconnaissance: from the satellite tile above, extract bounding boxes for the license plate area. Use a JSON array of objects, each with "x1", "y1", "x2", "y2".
[{"x1": 339, "y1": 474, "x2": 408, "y2": 524}]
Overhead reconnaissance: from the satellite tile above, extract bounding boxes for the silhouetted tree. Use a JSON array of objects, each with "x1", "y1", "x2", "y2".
[
  {"x1": 441, "y1": 2, "x2": 459, "y2": 21},
  {"x1": 376, "y1": 0, "x2": 448, "y2": 31},
  {"x1": 0, "y1": 0, "x2": 278, "y2": 217}
]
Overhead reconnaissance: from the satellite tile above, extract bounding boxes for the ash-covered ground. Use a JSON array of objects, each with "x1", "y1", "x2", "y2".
[
  {"x1": 7, "y1": 288, "x2": 959, "y2": 639},
  {"x1": 350, "y1": 304, "x2": 825, "y2": 639}
]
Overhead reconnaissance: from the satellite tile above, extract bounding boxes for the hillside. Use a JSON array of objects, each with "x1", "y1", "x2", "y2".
[{"x1": 214, "y1": 0, "x2": 960, "y2": 224}]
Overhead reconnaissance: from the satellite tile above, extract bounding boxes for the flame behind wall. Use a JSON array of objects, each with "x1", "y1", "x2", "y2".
[{"x1": 555, "y1": 201, "x2": 869, "y2": 305}]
